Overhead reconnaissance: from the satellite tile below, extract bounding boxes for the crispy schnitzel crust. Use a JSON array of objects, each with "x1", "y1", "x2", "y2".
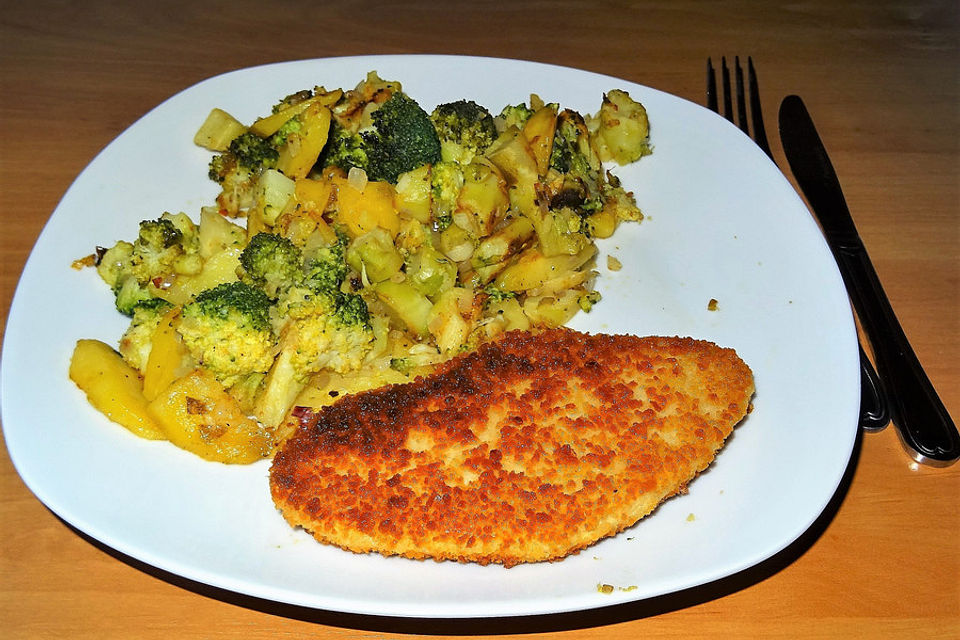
[{"x1": 269, "y1": 328, "x2": 754, "y2": 567}]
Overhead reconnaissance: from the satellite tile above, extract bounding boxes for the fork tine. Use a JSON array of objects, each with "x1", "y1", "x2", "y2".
[
  {"x1": 747, "y1": 57, "x2": 773, "y2": 159},
  {"x1": 706, "y1": 58, "x2": 718, "y2": 112},
  {"x1": 734, "y1": 57, "x2": 749, "y2": 134},
  {"x1": 720, "y1": 57, "x2": 734, "y2": 122}
]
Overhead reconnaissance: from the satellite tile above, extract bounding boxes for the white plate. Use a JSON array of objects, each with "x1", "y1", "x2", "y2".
[{"x1": 1, "y1": 55, "x2": 859, "y2": 618}]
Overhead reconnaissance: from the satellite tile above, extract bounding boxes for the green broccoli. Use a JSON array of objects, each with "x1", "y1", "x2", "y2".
[
  {"x1": 430, "y1": 100, "x2": 497, "y2": 164},
  {"x1": 118, "y1": 297, "x2": 174, "y2": 372},
  {"x1": 333, "y1": 290, "x2": 371, "y2": 328},
  {"x1": 318, "y1": 120, "x2": 370, "y2": 175},
  {"x1": 364, "y1": 92, "x2": 442, "y2": 183},
  {"x1": 302, "y1": 229, "x2": 350, "y2": 293},
  {"x1": 389, "y1": 356, "x2": 415, "y2": 375},
  {"x1": 138, "y1": 217, "x2": 183, "y2": 249},
  {"x1": 96, "y1": 216, "x2": 199, "y2": 316},
  {"x1": 548, "y1": 109, "x2": 605, "y2": 216},
  {"x1": 322, "y1": 89, "x2": 441, "y2": 184},
  {"x1": 578, "y1": 290, "x2": 602, "y2": 312},
  {"x1": 269, "y1": 226, "x2": 372, "y2": 371},
  {"x1": 177, "y1": 282, "x2": 276, "y2": 387},
  {"x1": 550, "y1": 109, "x2": 601, "y2": 176},
  {"x1": 207, "y1": 131, "x2": 281, "y2": 215},
  {"x1": 238, "y1": 232, "x2": 303, "y2": 299},
  {"x1": 482, "y1": 285, "x2": 517, "y2": 303},
  {"x1": 113, "y1": 275, "x2": 154, "y2": 316},
  {"x1": 545, "y1": 109, "x2": 644, "y2": 227},
  {"x1": 254, "y1": 282, "x2": 373, "y2": 426},
  {"x1": 131, "y1": 217, "x2": 187, "y2": 278},
  {"x1": 274, "y1": 285, "x2": 373, "y2": 376},
  {"x1": 223, "y1": 132, "x2": 279, "y2": 175},
  {"x1": 270, "y1": 116, "x2": 304, "y2": 148},
  {"x1": 430, "y1": 161, "x2": 464, "y2": 231},
  {"x1": 496, "y1": 103, "x2": 533, "y2": 132},
  {"x1": 598, "y1": 171, "x2": 644, "y2": 223}
]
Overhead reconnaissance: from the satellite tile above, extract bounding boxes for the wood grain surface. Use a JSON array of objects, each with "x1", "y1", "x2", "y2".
[{"x1": 1, "y1": 1, "x2": 957, "y2": 637}]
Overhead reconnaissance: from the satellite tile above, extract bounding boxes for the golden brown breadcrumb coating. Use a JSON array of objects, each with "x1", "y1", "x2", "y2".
[{"x1": 269, "y1": 328, "x2": 754, "y2": 567}]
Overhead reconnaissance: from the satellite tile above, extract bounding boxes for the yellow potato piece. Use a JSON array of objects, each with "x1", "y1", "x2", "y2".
[
  {"x1": 160, "y1": 246, "x2": 242, "y2": 306},
  {"x1": 294, "y1": 177, "x2": 335, "y2": 213},
  {"x1": 373, "y1": 280, "x2": 433, "y2": 338},
  {"x1": 494, "y1": 246, "x2": 596, "y2": 293},
  {"x1": 194, "y1": 108, "x2": 247, "y2": 151},
  {"x1": 142, "y1": 308, "x2": 192, "y2": 401},
  {"x1": 249, "y1": 89, "x2": 342, "y2": 137},
  {"x1": 335, "y1": 177, "x2": 400, "y2": 239},
  {"x1": 276, "y1": 103, "x2": 331, "y2": 180},
  {"x1": 148, "y1": 369, "x2": 273, "y2": 464},
  {"x1": 522, "y1": 104, "x2": 558, "y2": 176},
  {"x1": 69, "y1": 339, "x2": 166, "y2": 440}
]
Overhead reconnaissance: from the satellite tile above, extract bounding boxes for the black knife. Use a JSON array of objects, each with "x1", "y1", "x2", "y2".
[{"x1": 779, "y1": 94, "x2": 958, "y2": 466}]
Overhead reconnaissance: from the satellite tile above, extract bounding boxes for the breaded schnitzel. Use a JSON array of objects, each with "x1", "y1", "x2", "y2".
[{"x1": 269, "y1": 328, "x2": 754, "y2": 567}]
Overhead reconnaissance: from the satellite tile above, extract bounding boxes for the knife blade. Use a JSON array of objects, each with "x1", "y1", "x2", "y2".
[{"x1": 778, "y1": 94, "x2": 958, "y2": 466}]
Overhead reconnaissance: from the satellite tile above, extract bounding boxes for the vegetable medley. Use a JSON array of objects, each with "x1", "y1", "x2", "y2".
[{"x1": 70, "y1": 71, "x2": 653, "y2": 463}]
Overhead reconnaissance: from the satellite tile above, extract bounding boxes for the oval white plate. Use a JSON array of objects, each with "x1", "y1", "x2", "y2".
[{"x1": 2, "y1": 55, "x2": 858, "y2": 618}]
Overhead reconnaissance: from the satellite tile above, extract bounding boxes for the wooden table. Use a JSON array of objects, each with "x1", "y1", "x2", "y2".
[{"x1": 2, "y1": 1, "x2": 957, "y2": 637}]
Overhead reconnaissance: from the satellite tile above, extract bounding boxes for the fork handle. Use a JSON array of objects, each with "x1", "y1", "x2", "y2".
[
  {"x1": 836, "y1": 243, "x2": 959, "y2": 465},
  {"x1": 858, "y1": 342, "x2": 889, "y2": 431}
]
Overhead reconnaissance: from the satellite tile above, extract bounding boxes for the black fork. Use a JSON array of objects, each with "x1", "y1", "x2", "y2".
[
  {"x1": 707, "y1": 56, "x2": 773, "y2": 158},
  {"x1": 706, "y1": 56, "x2": 891, "y2": 432}
]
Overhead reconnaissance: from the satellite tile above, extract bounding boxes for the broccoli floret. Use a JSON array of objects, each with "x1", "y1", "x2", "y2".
[
  {"x1": 226, "y1": 132, "x2": 279, "y2": 173},
  {"x1": 118, "y1": 298, "x2": 174, "y2": 372},
  {"x1": 138, "y1": 217, "x2": 183, "y2": 249},
  {"x1": 275, "y1": 285, "x2": 373, "y2": 376},
  {"x1": 162, "y1": 211, "x2": 201, "y2": 253},
  {"x1": 550, "y1": 110, "x2": 601, "y2": 176},
  {"x1": 185, "y1": 282, "x2": 272, "y2": 331},
  {"x1": 130, "y1": 217, "x2": 188, "y2": 278},
  {"x1": 208, "y1": 132, "x2": 278, "y2": 185},
  {"x1": 482, "y1": 285, "x2": 516, "y2": 303},
  {"x1": 207, "y1": 156, "x2": 257, "y2": 215},
  {"x1": 238, "y1": 232, "x2": 303, "y2": 299},
  {"x1": 322, "y1": 89, "x2": 441, "y2": 184},
  {"x1": 269, "y1": 227, "x2": 371, "y2": 372},
  {"x1": 208, "y1": 132, "x2": 281, "y2": 215},
  {"x1": 599, "y1": 171, "x2": 644, "y2": 223},
  {"x1": 270, "y1": 116, "x2": 304, "y2": 148},
  {"x1": 96, "y1": 216, "x2": 199, "y2": 316},
  {"x1": 302, "y1": 229, "x2": 350, "y2": 292},
  {"x1": 362, "y1": 92, "x2": 442, "y2": 183},
  {"x1": 578, "y1": 290, "x2": 602, "y2": 312},
  {"x1": 430, "y1": 161, "x2": 464, "y2": 231},
  {"x1": 548, "y1": 109, "x2": 605, "y2": 217},
  {"x1": 430, "y1": 100, "x2": 497, "y2": 164},
  {"x1": 114, "y1": 276, "x2": 154, "y2": 316},
  {"x1": 177, "y1": 282, "x2": 276, "y2": 387},
  {"x1": 496, "y1": 103, "x2": 533, "y2": 132},
  {"x1": 131, "y1": 296, "x2": 175, "y2": 316},
  {"x1": 333, "y1": 290, "x2": 371, "y2": 327},
  {"x1": 318, "y1": 120, "x2": 370, "y2": 175},
  {"x1": 253, "y1": 282, "x2": 373, "y2": 426},
  {"x1": 389, "y1": 356, "x2": 415, "y2": 375}
]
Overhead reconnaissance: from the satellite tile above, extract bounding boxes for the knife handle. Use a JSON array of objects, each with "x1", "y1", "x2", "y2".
[{"x1": 834, "y1": 244, "x2": 959, "y2": 465}]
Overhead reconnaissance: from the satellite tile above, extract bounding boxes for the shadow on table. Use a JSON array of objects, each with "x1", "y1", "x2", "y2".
[{"x1": 64, "y1": 427, "x2": 862, "y2": 635}]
